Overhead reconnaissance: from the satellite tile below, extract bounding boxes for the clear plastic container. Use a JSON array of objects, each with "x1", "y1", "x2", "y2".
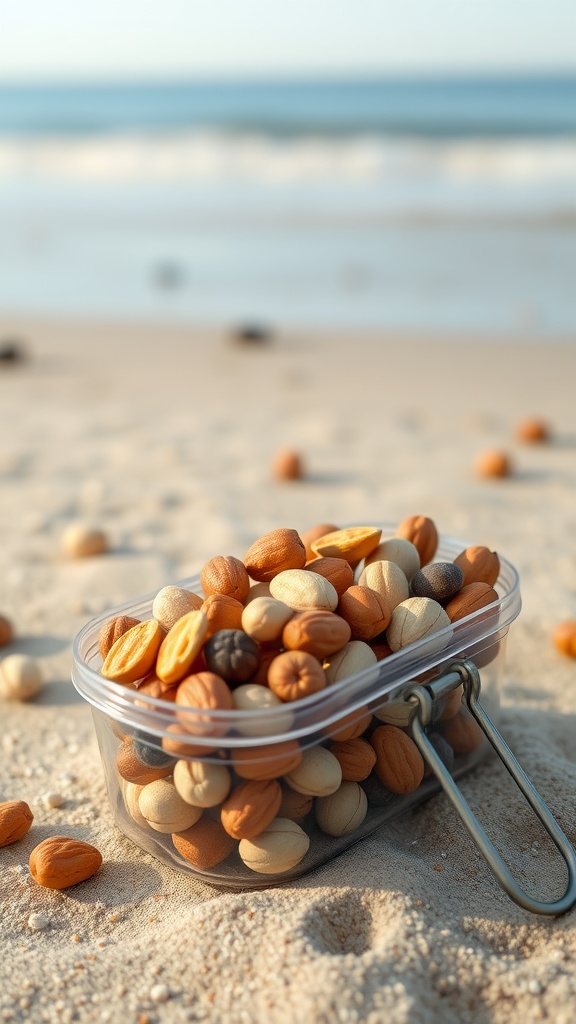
[{"x1": 72, "y1": 530, "x2": 521, "y2": 888}]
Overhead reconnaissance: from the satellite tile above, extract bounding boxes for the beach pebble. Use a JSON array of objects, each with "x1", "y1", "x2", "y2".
[
  {"x1": 62, "y1": 522, "x2": 108, "y2": 558},
  {"x1": 27, "y1": 913, "x2": 50, "y2": 931},
  {"x1": 0, "y1": 654, "x2": 43, "y2": 701},
  {"x1": 149, "y1": 983, "x2": 170, "y2": 1003},
  {"x1": 42, "y1": 792, "x2": 65, "y2": 809}
]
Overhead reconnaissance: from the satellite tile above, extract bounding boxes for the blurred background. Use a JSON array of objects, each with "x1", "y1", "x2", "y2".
[{"x1": 1, "y1": 0, "x2": 575, "y2": 336}]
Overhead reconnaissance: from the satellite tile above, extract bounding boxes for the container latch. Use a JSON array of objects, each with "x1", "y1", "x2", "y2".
[{"x1": 405, "y1": 659, "x2": 576, "y2": 916}]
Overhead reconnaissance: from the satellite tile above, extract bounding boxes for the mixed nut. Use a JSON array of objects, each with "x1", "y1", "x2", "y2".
[{"x1": 93, "y1": 517, "x2": 498, "y2": 879}]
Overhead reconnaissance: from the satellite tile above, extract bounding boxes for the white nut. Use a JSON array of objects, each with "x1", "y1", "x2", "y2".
[
  {"x1": 316, "y1": 781, "x2": 368, "y2": 836},
  {"x1": 284, "y1": 747, "x2": 342, "y2": 797},
  {"x1": 172, "y1": 759, "x2": 231, "y2": 807},
  {"x1": 364, "y1": 538, "x2": 420, "y2": 581},
  {"x1": 232, "y1": 684, "x2": 294, "y2": 737},
  {"x1": 238, "y1": 818, "x2": 310, "y2": 874},
  {"x1": 241, "y1": 597, "x2": 294, "y2": 643},
  {"x1": 152, "y1": 586, "x2": 203, "y2": 631},
  {"x1": 123, "y1": 782, "x2": 149, "y2": 827},
  {"x1": 323, "y1": 641, "x2": 379, "y2": 686},
  {"x1": 138, "y1": 778, "x2": 202, "y2": 833},
  {"x1": 386, "y1": 597, "x2": 452, "y2": 654},
  {"x1": 62, "y1": 522, "x2": 108, "y2": 558},
  {"x1": 269, "y1": 570, "x2": 338, "y2": 612},
  {"x1": 358, "y1": 560, "x2": 409, "y2": 611},
  {"x1": 0, "y1": 654, "x2": 43, "y2": 701}
]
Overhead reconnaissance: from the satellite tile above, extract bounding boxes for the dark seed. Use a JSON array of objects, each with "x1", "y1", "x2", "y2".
[
  {"x1": 204, "y1": 629, "x2": 260, "y2": 685},
  {"x1": 133, "y1": 737, "x2": 177, "y2": 769},
  {"x1": 424, "y1": 732, "x2": 455, "y2": 776},
  {"x1": 410, "y1": 562, "x2": 464, "y2": 603}
]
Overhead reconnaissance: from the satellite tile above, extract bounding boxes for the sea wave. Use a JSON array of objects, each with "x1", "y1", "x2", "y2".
[{"x1": 1, "y1": 131, "x2": 576, "y2": 184}]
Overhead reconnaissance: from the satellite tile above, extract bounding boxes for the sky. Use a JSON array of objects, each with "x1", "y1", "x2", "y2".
[{"x1": 1, "y1": 0, "x2": 575, "y2": 81}]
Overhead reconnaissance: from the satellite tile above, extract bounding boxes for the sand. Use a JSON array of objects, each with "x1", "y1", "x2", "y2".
[{"x1": 1, "y1": 320, "x2": 576, "y2": 1023}]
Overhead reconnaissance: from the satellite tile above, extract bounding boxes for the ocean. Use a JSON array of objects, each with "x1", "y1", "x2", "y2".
[{"x1": 1, "y1": 76, "x2": 575, "y2": 333}]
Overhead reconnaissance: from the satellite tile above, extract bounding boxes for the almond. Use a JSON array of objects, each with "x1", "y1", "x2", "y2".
[
  {"x1": 202, "y1": 594, "x2": 244, "y2": 637},
  {"x1": 300, "y1": 523, "x2": 339, "y2": 561},
  {"x1": 201, "y1": 555, "x2": 250, "y2": 603},
  {"x1": 29, "y1": 836, "x2": 102, "y2": 890},
  {"x1": 0, "y1": 800, "x2": 34, "y2": 847},
  {"x1": 101, "y1": 618, "x2": 165, "y2": 685},
  {"x1": 269, "y1": 569, "x2": 338, "y2": 612},
  {"x1": 282, "y1": 610, "x2": 351, "y2": 659},
  {"x1": 220, "y1": 779, "x2": 282, "y2": 839},
  {"x1": 328, "y1": 738, "x2": 377, "y2": 781},
  {"x1": 155, "y1": 610, "x2": 208, "y2": 686},
  {"x1": 370, "y1": 725, "x2": 425, "y2": 794},
  {"x1": 310, "y1": 526, "x2": 382, "y2": 564},
  {"x1": 303, "y1": 557, "x2": 354, "y2": 597},
  {"x1": 172, "y1": 817, "x2": 237, "y2": 870},
  {"x1": 175, "y1": 672, "x2": 233, "y2": 737},
  {"x1": 395, "y1": 515, "x2": 438, "y2": 566},
  {"x1": 98, "y1": 615, "x2": 141, "y2": 659},
  {"x1": 453, "y1": 546, "x2": 500, "y2": 587},
  {"x1": 243, "y1": 528, "x2": 306, "y2": 583},
  {"x1": 268, "y1": 650, "x2": 326, "y2": 702},
  {"x1": 232, "y1": 740, "x2": 302, "y2": 780},
  {"x1": 337, "y1": 585, "x2": 390, "y2": 641},
  {"x1": 444, "y1": 582, "x2": 498, "y2": 623}
]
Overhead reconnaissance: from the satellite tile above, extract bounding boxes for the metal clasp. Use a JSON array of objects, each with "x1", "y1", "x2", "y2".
[{"x1": 406, "y1": 659, "x2": 576, "y2": 917}]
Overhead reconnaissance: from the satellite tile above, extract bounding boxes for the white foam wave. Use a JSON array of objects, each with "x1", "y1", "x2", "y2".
[{"x1": 1, "y1": 131, "x2": 576, "y2": 184}]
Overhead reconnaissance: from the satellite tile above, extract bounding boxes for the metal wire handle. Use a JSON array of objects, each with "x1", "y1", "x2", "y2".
[{"x1": 406, "y1": 659, "x2": 576, "y2": 916}]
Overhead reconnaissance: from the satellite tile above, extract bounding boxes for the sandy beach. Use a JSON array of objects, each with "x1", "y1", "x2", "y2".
[{"x1": 1, "y1": 319, "x2": 576, "y2": 1024}]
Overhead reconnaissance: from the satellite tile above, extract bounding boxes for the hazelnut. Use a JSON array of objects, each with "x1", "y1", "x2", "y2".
[
  {"x1": 272, "y1": 449, "x2": 303, "y2": 481},
  {"x1": 514, "y1": 418, "x2": 550, "y2": 443},
  {"x1": 0, "y1": 615, "x2": 14, "y2": 647},
  {"x1": 553, "y1": 621, "x2": 576, "y2": 658},
  {"x1": 62, "y1": 522, "x2": 108, "y2": 558}
]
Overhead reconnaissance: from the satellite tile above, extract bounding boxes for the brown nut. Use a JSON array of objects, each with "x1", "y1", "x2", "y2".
[
  {"x1": 278, "y1": 786, "x2": 313, "y2": 821},
  {"x1": 243, "y1": 528, "x2": 306, "y2": 583},
  {"x1": 116, "y1": 741, "x2": 173, "y2": 785},
  {"x1": 0, "y1": 615, "x2": 14, "y2": 647},
  {"x1": 300, "y1": 523, "x2": 339, "y2": 561},
  {"x1": 272, "y1": 449, "x2": 303, "y2": 481},
  {"x1": 514, "y1": 417, "x2": 550, "y2": 444},
  {"x1": 553, "y1": 621, "x2": 576, "y2": 658},
  {"x1": 220, "y1": 779, "x2": 282, "y2": 839},
  {"x1": 474, "y1": 449, "x2": 511, "y2": 478},
  {"x1": 200, "y1": 555, "x2": 251, "y2": 604},
  {"x1": 444, "y1": 582, "x2": 498, "y2": 623},
  {"x1": 441, "y1": 709, "x2": 484, "y2": 754},
  {"x1": 310, "y1": 526, "x2": 382, "y2": 565},
  {"x1": 303, "y1": 557, "x2": 354, "y2": 598},
  {"x1": 135, "y1": 674, "x2": 177, "y2": 702},
  {"x1": 327, "y1": 707, "x2": 373, "y2": 741},
  {"x1": 395, "y1": 515, "x2": 438, "y2": 566},
  {"x1": 161, "y1": 724, "x2": 217, "y2": 759},
  {"x1": 0, "y1": 800, "x2": 34, "y2": 847},
  {"x1": 98, "y1": 615, "x2": 141, "y2": 659},
  {"x1": 268, "y1": 650, "x2": 326, "y2": 703},
  {"x1": 328, "y1": 738, "x2": 377, "y2": 782},
  {"x1": 232, "y1": 740, "x2": 302, "y2": 780},
  {"x1": 101, "y1": 618, "x2": 164, "y2": 686},
  {"x1": 370, "y1": 725, "x2": 425, "y2": 794},
  {"x1": 175, "y1": 672, "x2": 233, "y2": 737},
  {"x1": 453, "y1": 546, "x2": 500, "y2": 588},
  {"x1": 29, "y1": 836, "x2": 102, "y2": 890},
  {"x1": 202, "y1": 594, "x2": 244, "y2": 637},
  {"x1": 172, "y1": 817, "x2": 237, "y2": 870},
  {"x1": 281, "y1": 610, "x2": 351, "y2": 659},
  {"x1": 337, "y1": 586, "x2": 390, "y2": 642}
]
